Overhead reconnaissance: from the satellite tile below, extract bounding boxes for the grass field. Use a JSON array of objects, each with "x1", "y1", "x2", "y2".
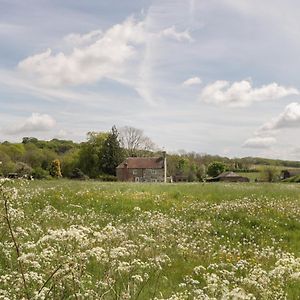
[{"x1": 1, "y1": 180, "x2": 300, "y2": 299}]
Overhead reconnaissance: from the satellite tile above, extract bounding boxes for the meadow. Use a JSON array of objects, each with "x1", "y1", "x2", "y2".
[{"x1": 0, "y1": 180, "x2": 300, "y2": 299}]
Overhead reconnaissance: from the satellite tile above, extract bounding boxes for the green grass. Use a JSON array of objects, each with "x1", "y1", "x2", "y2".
[{"x1": 1, "y1": 180, "x2": 300, "y2": 299}]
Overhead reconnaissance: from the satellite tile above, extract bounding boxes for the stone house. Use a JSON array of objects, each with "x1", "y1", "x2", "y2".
[{"x1": 116, "y1": 155, "x2": 167, "y2": 182}]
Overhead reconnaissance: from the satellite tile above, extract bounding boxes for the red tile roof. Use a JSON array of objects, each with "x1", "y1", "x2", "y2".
[{"x1": 117, "y1": 157, "x2": 164, "y2": 169}]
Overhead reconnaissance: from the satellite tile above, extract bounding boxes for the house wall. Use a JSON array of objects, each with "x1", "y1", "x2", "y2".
[{"x1": 117, "y1": 168, "x2": 164, "y2": 182}]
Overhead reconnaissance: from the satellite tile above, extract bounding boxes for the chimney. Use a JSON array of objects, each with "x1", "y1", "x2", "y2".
[
  {"x1": 124, "y1": 162, "x2": 128, "y2": 181},
  {"x1": 162, "y1": 151, "x2": 167, "y2": 183}
]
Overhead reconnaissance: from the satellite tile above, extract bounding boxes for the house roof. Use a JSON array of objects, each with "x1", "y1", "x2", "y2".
[
  {"x1": 215, "y1": 171, "x2": 243, "y2": 179},
  {"x1": 207, "y1": 171, "x2": 249, "y2": 182},
  {"x1": 116, "y1": 157, "x2": 164, "y2": 169},
  {"x1": 215, "y1": 172, "x2": 247, "y2": 178}
]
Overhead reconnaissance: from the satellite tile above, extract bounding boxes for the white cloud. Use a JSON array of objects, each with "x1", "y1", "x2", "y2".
[
  {"x1": 17, "y1": 17, "x2": 146, "y2": 87},
  {"x1": 64, "y1": 30, "x2": 103, "y2": 46},
  {"x1": 243, "y1": 136, "x2": 276, "y2": 149},
  {"x1": 159, "y1": 26, "x2": 193, "y2": 42},
  {"x1": 13, "y1": 16, "x2": 192, "y2": 107},
  {"x1": 17, "y1": 18, "x2": 192, "y2": 89},
  {"x1": 2, "y1": 113, "x2": 56, "y2": 135},
  {"x1": 199, "y1": 80, "x2": 298, "y2": 107},
  {"x1": 260, "y1": 102, "x2": 300, "y2": 131},
  {"x1": 182, "y1": 76, "x2": 202, "y2": 86}
]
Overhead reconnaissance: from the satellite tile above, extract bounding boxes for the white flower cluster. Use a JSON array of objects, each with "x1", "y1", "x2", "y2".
[{"x1": 0, "y1": 182, "x2": 299, "y2": 299}]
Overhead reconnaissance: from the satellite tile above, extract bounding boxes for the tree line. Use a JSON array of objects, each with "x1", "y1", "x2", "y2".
[{"x1": 0, "y1": 125, "x2": 299, "y2": 181}]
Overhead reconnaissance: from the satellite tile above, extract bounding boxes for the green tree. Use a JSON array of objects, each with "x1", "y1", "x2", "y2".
[
  {"x1": 61, "y1": 149, "x2": 80, "y2": 178},
  {"x1": 0, "y1": 151, "x2": 15, "y2": 176},
  {"x1": 260, "y1": 166, "x2": 279, "y2": 182},
  {"x1": 207, "y1": 161, "x2": 226, "y2": 177},
  {"x1": 78, "y1": 132, "x2": 108, "y2": 178},
  {"x1": 196, "y1": 165, "x2": 206, "y2": 182},
  {"x1": 100, "y1": 126, "x2": 124, "y2": 175}
]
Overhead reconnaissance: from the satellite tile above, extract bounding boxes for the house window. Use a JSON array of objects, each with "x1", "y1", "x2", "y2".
[
  {"x1": 151, "y1": 169, "x2": 156, "y2": 174},
  {"x1": 133, "y1": 170, "x2": 138, "y2": 175}
]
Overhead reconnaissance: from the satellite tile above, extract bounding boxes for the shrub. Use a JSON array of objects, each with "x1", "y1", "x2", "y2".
[
  {"x1": 70, "y1": 168, "x2": 89, "y2": 180},
  {"x1": 15, "y1": 162, "x2": 33, "y2": 177},
  {"x1": 96, "y1": 174, "x2": 118, "y2": 182},
  {"x1": 32, "y1": 167, "x2": 50, "y2": 179}
]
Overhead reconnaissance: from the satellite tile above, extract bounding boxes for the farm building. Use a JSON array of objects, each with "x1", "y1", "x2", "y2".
[
  {"x1": 116, "y1": 153, "x2": 167, "y2": 182},
  {"x1": 280, "y1": 169, "x2": 300, "y2": 180},
  {"x1": 207, "y1": 171, "x2": 250, "y2": 182},
  {"x1": 173, "y1": 174, "x2": 189, "y2": 182}
]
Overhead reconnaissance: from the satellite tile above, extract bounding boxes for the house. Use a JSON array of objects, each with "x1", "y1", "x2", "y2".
[
  {"x1": 207, "y1": 171, "x2": 249, "y2": 182},
  {"x1": 116, "y1": 153, "x2": 167, "y2": 182},
  {"x1": 281, "y1": 169, "x2": 300, "y2": 180}
]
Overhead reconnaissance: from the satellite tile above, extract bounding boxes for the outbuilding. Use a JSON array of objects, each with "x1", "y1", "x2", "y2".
[{"x1": 207, "y1": 171, "x2": 249, "y2": 182}]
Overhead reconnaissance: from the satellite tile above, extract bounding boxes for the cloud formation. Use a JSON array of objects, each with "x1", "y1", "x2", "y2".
[
  {"x1": 2, "y1": 113, "x2": 56, "y2": 135},
  {"x1": 159, "y1": 26, "x2": 192, "y2": 42},
  {"x1": 17, "y1": 18, "x2": 192, "y2": 89},
  {"x1": 18, "y1": 18, "x2": 146, "y2": 87},
  {"x1": 243, "y1": 136, "x2": 276, "y2": 149},
  {"x1": 199, "y1": 80, "x2": 298, "y2": 107},
  {"x1": 260, "y1": 102, "x2": 300, "y2": 131},
  {"x1": 183, "y1": 76, "x2": 202, "y2": 86},
  {"x1": 64, "y1": 30, "x2": 103, "y2": 46}
]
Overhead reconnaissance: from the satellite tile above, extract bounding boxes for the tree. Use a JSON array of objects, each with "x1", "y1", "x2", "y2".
[
  {"x1": 196, "y1": 165, "x2": 206, "y2": 182},
  {"x1": 49, "y1": 159, "x2": 62, "y2": 178},
  {"x1": 207, "y1": 161, "x2": 226, "y2": 177},
  {"x1": 78, "y1": 132, "x2": 108, "y2": 178},
  {"x1": 100, "y1": 126, "x2": 124, "y2": 175},
  {"x1": 260, "y1": 166, "x2": 279, "y2": 182},
  {"x1": 61, "y1": 149, "x2": 80, "y2": 178},
  {"x1": 0, "y1": 151, "x2": 15, "y2": 176},
  {"x1": 119, "y1": 126, "x2": 155, "y2": 156}
]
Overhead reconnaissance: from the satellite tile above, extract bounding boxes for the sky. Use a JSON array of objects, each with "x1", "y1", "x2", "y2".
[{"x1": 1, "y1": 0, "x2": 300, "y2": 160}]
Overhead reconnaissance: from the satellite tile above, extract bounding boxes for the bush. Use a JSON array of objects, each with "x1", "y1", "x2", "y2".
[
  {"x1": 15, "y1": 162, "x2": 33, "y2": 177},
  {"x1": 96, "y1": 174, "x2": 118, "y2": 182},
  {"x1": 32, "y1": 167, "x2": 50, "y2": 179},
  {"x1": 70, "y1": 168, "x2": 89, "y2": 180}
]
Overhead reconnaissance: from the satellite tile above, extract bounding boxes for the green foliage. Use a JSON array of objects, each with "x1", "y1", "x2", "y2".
[
  {"x1": 96, "y1": 174, "x2": 118, "y2": 181},
  {"x1": 15, "y1": 162, "x2": 33, "y2": 176},
  {"x1": 282, "y1": 175, "x2": 300, "y2": 183},
  {"x1": 61, "y1": 149, "x2": 80, "y2": 177},
  {"x1": 49, "y1": 159, "x2": 62, "y2": 178},
  {"x1": 70, "y1": 168, "x2": 88, "y2": 180},
  {"x1": 207, "y1": 161, "x2": 226, "y2": 177},
  {"x1": 0, "y1": 151, "x2": 15, "y2": 176},
  {"x1": 78, "y1": 132, "x2": 108, "y2": 178},
  {"x1": 100, "y1": 126, "x2": 124, "y2": 175},
  {"x1": 196, "y1": 164, "x2": 206, "y2": 181},
  {"x1": 260, "y1": 166, "x2": 280, "y2": 182},
  {"x1": 32, "y1": 167, "x2": 50, "y2": 179}
]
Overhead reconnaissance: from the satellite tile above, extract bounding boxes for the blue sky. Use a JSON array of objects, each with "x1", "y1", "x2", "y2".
[{"x1": 1, "y1": 0, "x2": 300, "y2": 160}]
